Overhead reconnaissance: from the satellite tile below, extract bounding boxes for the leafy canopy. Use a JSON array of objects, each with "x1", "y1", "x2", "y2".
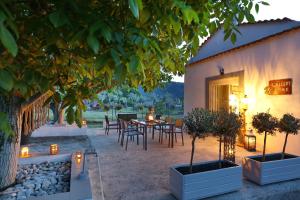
[
  {"x1": 278, "y1": 114, "x2": 300, "y2": 135},
  {"x1": 0, "y1": 0, "x2": 267, "y2": 126},
  {"x1": 184, "y1": 108, "x2": 213, "y2": 138},
  {"x1": 252, "y1": 112, "x2": 278, "y2": 135},
  {"x1": 211, "y1": 109, "x2": 242, "y2": 137}
]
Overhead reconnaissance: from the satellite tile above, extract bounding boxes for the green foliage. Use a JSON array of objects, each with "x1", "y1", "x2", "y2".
[
  {"x1": 252, "y1": 112, "x2": 278, "y2": 135},
  {"x1": 252, "y1": 112, "x2": 278, "y2": 161},
  {"x1": 0, "y1": 0, "x2": 265, "y2": 128},
  {"x1": 278, "y1": 114, "x2": 300, "y2": 135},
  {"x1": 0, "y1": 10, "x2": 17, "y2": 56},
  {"x1": 0, "y1": 69, "x2": 14, "y2": 91},
  {"x1": 211, "y1": 110, "x2": 242, "y2": 138},
  {"x1": 115, "y1": 104, "x2": 123, "y2": 111},
  {"x1": 184, "y1": 108, "x2": 212, "y2": 138}
]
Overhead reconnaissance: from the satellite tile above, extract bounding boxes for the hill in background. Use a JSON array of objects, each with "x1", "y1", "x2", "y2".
[{"x1": 138, "y1": 81, "x2": 184, "y2": 100}]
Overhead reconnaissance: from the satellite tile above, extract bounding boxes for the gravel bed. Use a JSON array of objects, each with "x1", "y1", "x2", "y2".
[{"x1": 0, "y1": 161, "x2": 71, "y2": 200}]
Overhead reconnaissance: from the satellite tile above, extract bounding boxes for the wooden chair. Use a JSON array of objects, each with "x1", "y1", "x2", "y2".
[{"x1": 104, "y1": 115, "x2": 119, "y2": 135}]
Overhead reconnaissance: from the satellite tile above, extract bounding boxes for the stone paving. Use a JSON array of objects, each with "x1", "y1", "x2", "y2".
[
  {"x1": 86, "y1": 128, "x2": 300, "y2": 200},
  {"x1": 15, "y1": 125, "x2": 300, "y2": 200}
]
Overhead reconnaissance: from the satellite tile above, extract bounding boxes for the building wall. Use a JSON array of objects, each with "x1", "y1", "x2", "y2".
[{"x1": 184, "y1": 28, "x2": 300, "y2": 155}]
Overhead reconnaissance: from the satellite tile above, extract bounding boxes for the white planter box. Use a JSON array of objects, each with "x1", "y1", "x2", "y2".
[
  {"x1": 170, "y1": 160, "x2": 242, "y2": 200},
  {"x1": 243, "y1": 153, "x2": 300, "y2": 185}
]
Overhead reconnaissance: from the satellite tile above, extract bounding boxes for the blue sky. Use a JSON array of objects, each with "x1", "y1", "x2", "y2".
[{"x1": 172, "y1": 0, "x2": 300, "y2": 82}]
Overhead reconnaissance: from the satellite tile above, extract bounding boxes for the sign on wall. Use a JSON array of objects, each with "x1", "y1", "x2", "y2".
[{"x1": 265, "y1": 78, "x2": 292, "y2": 95}]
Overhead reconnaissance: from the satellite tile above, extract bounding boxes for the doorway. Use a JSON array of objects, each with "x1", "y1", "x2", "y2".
[
  {"x1": 207, "y1": 77, "x2": 240, "y2": 113},
  {"x1": 205, "y1": 71, "x2": 244, "y2": 113}
]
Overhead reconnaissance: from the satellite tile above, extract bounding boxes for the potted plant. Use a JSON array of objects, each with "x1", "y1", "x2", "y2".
[
  {"x1": 242, "y1": 112, "x2": 300, "y2": 185},
  {"x1": 278, "y1": 114, "x2": 300, "y2": 159},
  {"x1": 211, "y1": 110, "x2": 242, "y2": 167},
  {"x1": 170, "y1": 109, "x2": 242, "y2": 200}
]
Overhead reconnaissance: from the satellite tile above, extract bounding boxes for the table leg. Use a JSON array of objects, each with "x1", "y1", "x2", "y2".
[
  {"x1": 171, "y1": 125, "x2": 174, "y2": 148},
  {"x1": 144, "y1": 125, "x2": 147, "y2": 151}
]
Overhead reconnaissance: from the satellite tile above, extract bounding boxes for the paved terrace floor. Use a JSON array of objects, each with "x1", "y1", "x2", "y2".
[{"x1": 86, "y1": 128, "x2": 300, "y2": 200}]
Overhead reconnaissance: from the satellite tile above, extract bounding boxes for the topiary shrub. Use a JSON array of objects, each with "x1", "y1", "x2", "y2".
[
  {"x1": 252, "y1": 112, "x2": 278, "y2": 162},
  {"x1": 184, "y1": 108, "x2": 213, "y2": 173},
  {"x1": 278, "y1": 114, "x2": 300, "y2": 159},
  {"x1": 211, "y1": 110, "x2": 242, "y2": 167}
]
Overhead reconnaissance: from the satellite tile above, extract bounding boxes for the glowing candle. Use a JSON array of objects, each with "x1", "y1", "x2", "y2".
[
  {"x1": 49, "y1": 144, "x2": 59, "y2": 155},
  {"x1": 21, "y1": 147, "x2": 29, "y2": 158}
]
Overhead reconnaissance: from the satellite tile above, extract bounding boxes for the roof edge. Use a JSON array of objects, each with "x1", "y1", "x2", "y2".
[{"x1": 187, "y1": 25, "x2": 300, "y2": 67}]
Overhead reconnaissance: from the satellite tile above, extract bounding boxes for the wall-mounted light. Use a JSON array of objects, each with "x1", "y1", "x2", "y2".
[
  {"x1": 229, "y1": 94, "x2": 239, "y2": 114},
  {"x1": 241, "y1": 95, "x2": 249, "y2": 111},
  {"x1": 218, "y1": 65, "x2": 224, "y2": 75}
]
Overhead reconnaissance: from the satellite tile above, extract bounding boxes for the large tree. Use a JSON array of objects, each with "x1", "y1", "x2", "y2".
[{"x1": 0, "y1": 0, "x2": 267, "y2": 190}]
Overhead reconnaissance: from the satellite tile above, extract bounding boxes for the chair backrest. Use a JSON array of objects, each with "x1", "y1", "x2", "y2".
[
  {"x1": 165, "y1": 117, "x2": 173, "y2": 123},
  {"x1": 105, "y1": 115, "x2": 109, "y2": 125},
  {"x1": 175, "y1": 119, "x2": 183, "y2": 128},
  {"x1": 119, "y1": 119, "x2": 128, "y2": 130}
]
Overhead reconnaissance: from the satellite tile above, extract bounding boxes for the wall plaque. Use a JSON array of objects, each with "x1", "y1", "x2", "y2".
[{"x1": 265, "y1": 78, "x2": 292, "y2": 95}]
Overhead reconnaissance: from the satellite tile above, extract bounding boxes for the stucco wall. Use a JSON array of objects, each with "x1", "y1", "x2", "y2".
[{"x1": 184, "y1": 28, "x2": 300, "y2": 155}]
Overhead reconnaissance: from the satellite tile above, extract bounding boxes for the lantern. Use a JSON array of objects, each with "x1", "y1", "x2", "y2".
[
  {"x1": 82, "y1": 120, "x2": 87, "y2": 126},
  {"x1": 245, "y1": 134, "x2": 256, "y2": 151},
  {"x1": 20, "y1": 146, "x2": 30, "y2": 158},
  {"x1": 75, "y1": 151, "x2": 83, "y2": 164},
  {"x1": 49, "y1": 144, "x2": 59, "y2": 155},
  {"x1": 145, "y1": 113, "x2": 154, "y2": 121},
  {"x1": 241, "y1": 95, "x2": 249, "y2": 111}
]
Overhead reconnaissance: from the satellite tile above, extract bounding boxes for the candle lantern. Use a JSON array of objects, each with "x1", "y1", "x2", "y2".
[
  {"x1": 49, "y1": 144, "x2": 59, "y2": 155},
  {"x1": 20, "y1": 146, "x2": 30, "y2": 158},
  {"x1": 75, "y1": 151, "x2": 83, "y2": 164},
  {"x1": 245, "y1": 134, "x2": 256, "y2": 151}
]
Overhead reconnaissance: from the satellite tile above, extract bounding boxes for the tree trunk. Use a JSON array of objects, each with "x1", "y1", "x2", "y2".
[
  {"x1": 189, "y1": 135, "x2": 196, "y2": 174},
  {"x1": 58, "y1": 108, "x2": 64, "y2": 125},
  {"x1": 262, "y1": 131, "x2": 267, "y2": 162},
  {"x1": 0, "y1": 96, "x2": 22, "y2": 191},
  {"x1": 218, "y1": 136, "x2": 222, "y2": 168},
  {"x1": 281, "y1": 133, "x2": 289, "y2": 159}
]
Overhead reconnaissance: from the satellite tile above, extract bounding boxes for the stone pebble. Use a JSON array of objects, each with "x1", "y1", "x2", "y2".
[{"x1": 0, "y1": 161, "x2": 71, "y2": 200}]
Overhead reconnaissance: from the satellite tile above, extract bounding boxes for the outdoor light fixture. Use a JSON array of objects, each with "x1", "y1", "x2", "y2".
[
  {"x1": 75, "y1": 151, "x2": 83, "y2": 164},
  {"x1": 228, "y1": 148, "x2": 234, "y2": 156},
  {"x1": 241, "y1": 95, "x2": 249, "y2": 111},
  {"x1": 20, "y1": 146, "x2": 30, "y2": 158},
  {"x1": 245, "y1": 130, "x2": 256, "y2": 151},
  {"x1": 49, "y1": 144, "x2": 59, "y2": 155},
  {"x1": 82, "y1": 120, "x2": 87, "y2": 126},
  {"x1": 229, "y1": 94, "x2": 239, "y2": 114},
  {"x1": 148, "y1": 114, "x2": 154, "y2": 121}
]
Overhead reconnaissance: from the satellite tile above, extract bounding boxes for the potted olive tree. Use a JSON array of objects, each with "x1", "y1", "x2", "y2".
[
  {"x1": 211, "y1": 110, "x2": 242, "y2": 168},
  {"x1": 243, "y1": 112, "x2": 300, "y2": 185},
  {"x1": 278, "y1": 114, "x2": 300, "y2": 159},
  {"x1": 170, "y1": 109, "x2": 242, "y2": 200}
]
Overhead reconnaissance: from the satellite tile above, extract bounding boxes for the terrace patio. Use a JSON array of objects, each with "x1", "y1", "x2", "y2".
[
  {"x1": 2, "y1": 123, "x2": 300, "y2": 200},
  {"x1": 85, "y1": 127, "x2": 300, "y2": 200}
]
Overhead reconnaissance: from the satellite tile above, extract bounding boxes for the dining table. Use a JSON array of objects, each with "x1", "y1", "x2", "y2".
[{"x1": 131, "y1": 119, "x2": 175, "y2": 150}]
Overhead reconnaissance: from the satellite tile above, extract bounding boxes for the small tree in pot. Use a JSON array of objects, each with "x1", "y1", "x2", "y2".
[
  {"x1": 252, "y1": 112, "x2": 278, "y2": 162},
  {"x1": 278, "y1": 114, "x2": 300, "y2": 159},
  {"x1": 211, "y1": 110, "x2": 242, "y2": 168},
  {"x1": 184, "y1": 108, "x2": 213, "y2": 173}
]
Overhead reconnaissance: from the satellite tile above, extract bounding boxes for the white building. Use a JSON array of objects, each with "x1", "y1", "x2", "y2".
[{"x1": 184, "y1": 18, "x2": 300, "y2": 155}]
